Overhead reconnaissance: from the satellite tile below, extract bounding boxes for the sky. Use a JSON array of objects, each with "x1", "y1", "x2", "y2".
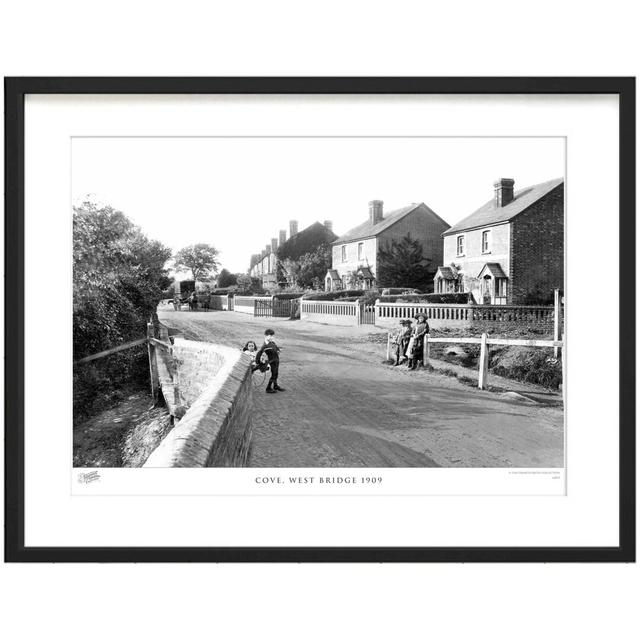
[{"x1": 72, "y1": 137, "x2": 564, "y2": 275}]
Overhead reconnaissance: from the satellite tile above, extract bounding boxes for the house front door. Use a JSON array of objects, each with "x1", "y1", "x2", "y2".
[{"x1": 482, "y1": 275, "x2": 492, "y2": 305}]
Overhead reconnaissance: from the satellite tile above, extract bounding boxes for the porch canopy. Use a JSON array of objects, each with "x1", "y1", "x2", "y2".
[
  {"x1": 434, "y1": 266, "x2": 457, "y2": 281},
  {"x1": 477, "y1": 262, "x2": 507, "y2": 280},
  {"x1": 325, "y1": 269, "x2": 341, "y2": 291}
]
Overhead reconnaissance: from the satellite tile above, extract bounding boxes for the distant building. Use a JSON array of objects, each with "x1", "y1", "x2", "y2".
[
  {"x1": 434, "y1": 177, "x2": 564, "y2": 304},
  {"x1": 326, "y1": 200, "x2": 449, "y2": 291},
  {"x1": 249, "y1": 220, "x2": 336, "y2": 288}
]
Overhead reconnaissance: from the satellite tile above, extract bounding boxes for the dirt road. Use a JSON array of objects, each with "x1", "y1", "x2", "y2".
[{"x1": 158, "y1": 310, "x2": 564, "y2": 468}]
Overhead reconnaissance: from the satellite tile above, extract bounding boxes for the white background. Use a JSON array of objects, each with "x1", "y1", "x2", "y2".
[
  {"x1": 27, "y1": 95, "x2": 605, "y2": 546},
  {"x1": 1, "y1": 1, "x2": 638, "y2": 639}
]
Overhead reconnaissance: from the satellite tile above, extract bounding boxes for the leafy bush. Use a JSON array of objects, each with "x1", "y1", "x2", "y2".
[
  {"x1": 379, "y1": 292, "x2": 473, "y2": 304},
  {"x1": 491, "y1": 348, "x2": 562, "y2": 389},
  {"x1": 272, "y1": 292, "x2": 305, "y2": 300}
]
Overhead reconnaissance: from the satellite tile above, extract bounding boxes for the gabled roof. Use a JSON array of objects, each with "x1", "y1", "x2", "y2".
[
  {"x1": 326, "y1": 269, "x2": 340, "y2": 280},
  {"x1": 478, "y1": 262, "x2": 508, "y2": 279},
  {"x1": 357, "y1": 267, "x2": 374, "y2": 279},
  {"x1": 444, "y1": 178, "x2": 564, "y2": 236},
  {"x1": 277, "y1": 221, "x2": 338, "y2": 260},
  {"x1": 333, "y1": 202, "x2": 448, "y2": 244},
  {"x1": 435, "y1": 266, "x2": 457, "y2": 280}
]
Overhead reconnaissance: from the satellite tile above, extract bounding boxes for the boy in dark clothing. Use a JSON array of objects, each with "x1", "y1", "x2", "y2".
[{"x1": 255, "y1": 328, "x2": 285, "y2": 393}]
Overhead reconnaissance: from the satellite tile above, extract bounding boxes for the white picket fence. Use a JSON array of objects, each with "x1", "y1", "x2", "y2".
[{"x1": 300, "y1": 300, "x2": 360, "y2": 326}]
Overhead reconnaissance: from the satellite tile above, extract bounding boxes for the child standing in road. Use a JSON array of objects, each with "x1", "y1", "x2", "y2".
[{"x1": 256, "y1": 328, "x2": 285, "y2": 393}]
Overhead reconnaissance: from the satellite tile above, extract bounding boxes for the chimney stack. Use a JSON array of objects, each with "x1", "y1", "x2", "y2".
[
  {"x1": 494, "y1": 178, "x2": 515, "y2": 207},
  {"x1": 324, "y1": 220, "x2": 333, "y2": 232},
  {"x1": 369, "y1": 200, "x2": 383, "y2": 224},
  {"x1": 279, "y1": 229, "x2": 287, "y2": 246},
  {"x1": 289, "y1": 219, "x2": 299, "y2": 238},
  {"x1": 265, "y1": 243, "x2": 271, "y2": 256},
  {"x1": 271, "y1": 237, "x2": 278, "y2": 252}
]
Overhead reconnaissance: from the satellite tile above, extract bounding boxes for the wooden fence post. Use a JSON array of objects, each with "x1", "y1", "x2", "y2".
[
  {"x1": 423, "y1": 333, "x2": 430, "y2": 367},
  {"x1": 386, "y1": 333, "x2": 391, "y2": 362},
  {"x1": 147, "y1": 322, "x2": 159, "y2": 403},
  {"x1": 478, "y1": 332, "x2": 489, "y2": 390},
  {"x1": 355, "y1": 302, "x2": 361, "y2": 325},
  {"x1": 561, "y1": 332, "x2": 566, "y2": 406},
  {"x1": 553, "y1": 289, "x2": 560, "y2": 358}
]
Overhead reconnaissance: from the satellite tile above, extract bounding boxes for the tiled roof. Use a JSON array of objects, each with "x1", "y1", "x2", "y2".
[
  {"x1": 326, "y1": 269, "x2": 340, "y2": 279},
  {"x1": 357, "y1": 267, "x2": 374, "y2": 279},
  {"x1": 444, "y1": 178, "x2": 564, "y2": 236},
  {"x1": 435, "y1": 266, "x2": 457, "y2": 280},
  {"x1": 334, "y1": 202, "x2": 446, "y2": 244},
  {"x1": 478, "y1": 262, "x2": 508, "y2": 279}
]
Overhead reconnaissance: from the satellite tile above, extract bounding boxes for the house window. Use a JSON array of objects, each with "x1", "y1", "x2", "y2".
[
  {"x1": 358, "y1": 242, "x2": 364, "y2": 261},
  {"x1": 482, "y1": 230, "x2": 491, "y2": 253},
  {"x1": 341, "y1": 245, "x2": 347, "y2": 262},
  {"x1": 456, "y1": 235, "x2": 465, "y2": 256}
]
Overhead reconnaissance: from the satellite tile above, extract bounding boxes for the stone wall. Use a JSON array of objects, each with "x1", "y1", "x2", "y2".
[
  {"x1": 144, "y1": 340, "x2": 253, "y2": 467},
  {"x1": 171, "y1": 339, "x2": 227, "y2": 406}
]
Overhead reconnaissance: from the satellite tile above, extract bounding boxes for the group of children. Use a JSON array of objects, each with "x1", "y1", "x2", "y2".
[
  {"x1": 391, "y1": 313, "x2": 430, "y2": 370},
  {"x1": 243, "y1": 315, "x2": 429, "y2": 395},
  {"x1": 243, "y1": 329, "x2": 285, "y2": 394}
]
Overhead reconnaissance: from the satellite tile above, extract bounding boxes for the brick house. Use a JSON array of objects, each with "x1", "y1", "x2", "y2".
[
  {"x1": 434, "y1": 177, "x2": 564, "y2": 304},
  {"x1": 326, "y1": 200, "x2": 450, "y2": 291}
]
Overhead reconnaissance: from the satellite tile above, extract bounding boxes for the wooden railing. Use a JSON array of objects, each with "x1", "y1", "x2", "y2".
[{"x1": 386, "y1": 331, "x2": 565, "y2": 391}]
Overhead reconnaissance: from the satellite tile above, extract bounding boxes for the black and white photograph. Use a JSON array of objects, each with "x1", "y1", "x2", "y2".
[
  {"x1": 72, "y1": 136, "x2": 565, "y2": 471},
  {"x1": 6, "y1": 77, "x2": 633, "y2": 564},
  {"x1": 2, "y1": 2, "x2": 638, "y2": 638}
]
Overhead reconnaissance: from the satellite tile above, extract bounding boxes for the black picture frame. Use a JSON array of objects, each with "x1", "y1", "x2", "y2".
[{"x1": 4, "y1": 77, "x2": 635, "y2": 563}]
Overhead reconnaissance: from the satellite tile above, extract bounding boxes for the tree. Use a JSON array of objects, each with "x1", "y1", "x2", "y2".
[
  {"x1": 235, "y1": 273, "x2": 253, "y2": 292},
  {"x1": 74, "y1": 202, "x2": 172, "y2": 355},
  {"x1": 217, "y1": 268, "x2": 237, "y2": 288},
  {"x1": 279, "y1": 258, "x2": 302, "y2": 287},
  {"x1": 297, "y1": 245, "x2": 333, "y2": 289},
  {"x1": 73, "y1": 202, "x2": 172, "y2": 420},
  {"x1": 376, "y1": 233, "x2": 434, "y2": 290},
  {"x1": 174, "y1": 243, "x2": 220, "y2": 282}
]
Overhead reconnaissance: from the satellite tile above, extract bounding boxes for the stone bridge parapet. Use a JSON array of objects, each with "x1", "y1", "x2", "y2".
[{"x1": 145, "y1": 337, "x2": 253, "y2": 467}]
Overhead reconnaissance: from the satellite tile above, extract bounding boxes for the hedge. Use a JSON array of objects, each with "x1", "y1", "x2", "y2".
[
  {"x1": 380, "y1": 287, "x2": 422, "y2": 295},
  {"x1": 303, "y1": 289, "x2": 367, "y2": 301},
  {"x1": 379, "y1": 292, "x2": 474, "y2": 304},
  {"x1": 273, "y1": 292, "x2": 305, "y2": 300}
]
